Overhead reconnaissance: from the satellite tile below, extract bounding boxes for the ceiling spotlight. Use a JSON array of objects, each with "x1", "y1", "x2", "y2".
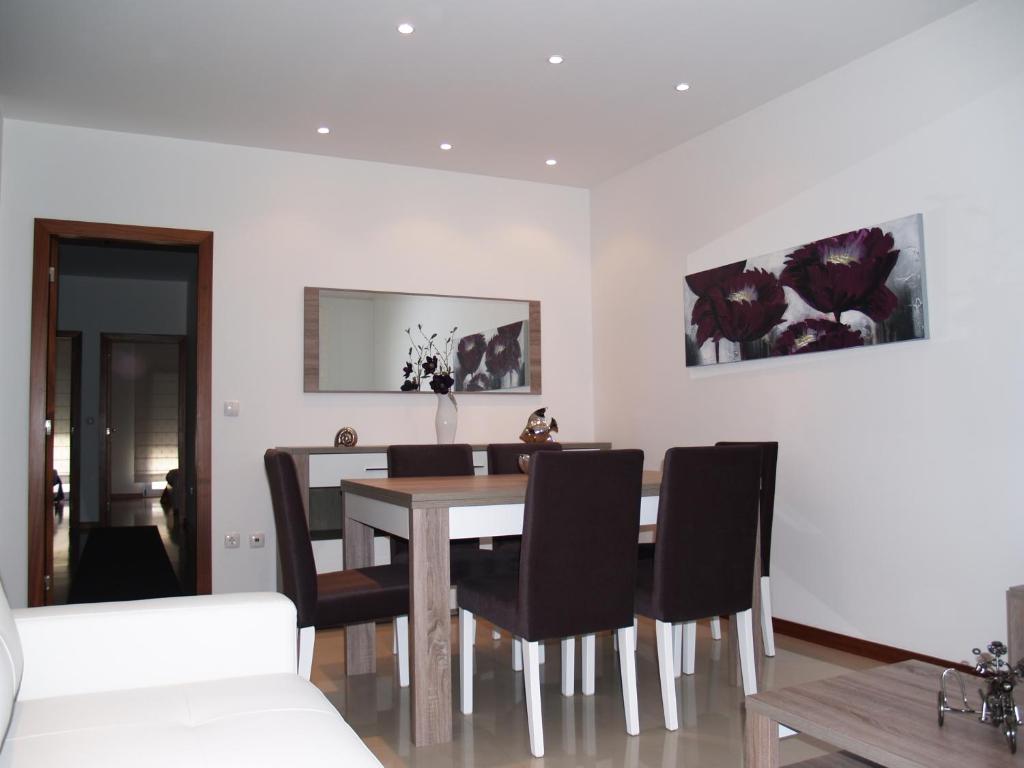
[
  {"x1": 397, "y1": 22, "x2": 414, "y2": 35},
  {"x1": 675, "y1": 82, "x2": 691, "y2": 92},
  {"x1": 545, "y1": 158, "x2": 558, "y2": 166},
  {"x1": 548, "y1": 55, "x2": 564, "y2": 64},
  {"x1": 440, "y1": 143, "x2": 453, "y2": 151},
  {"x1": 317, "y1": 126, "x2": 330, "y2": 135}
]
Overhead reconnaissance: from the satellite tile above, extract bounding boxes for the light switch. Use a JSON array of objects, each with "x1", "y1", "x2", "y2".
[{"x1": 224, "y1": 400, "x2": 240, "y2": 417}]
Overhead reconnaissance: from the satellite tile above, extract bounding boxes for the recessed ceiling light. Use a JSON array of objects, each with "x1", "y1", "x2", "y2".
[
  {"x1": 548, "y1": 55, "x2": 564, "y2": 64},
  {"x1": 545, "y1": 158, "x2": 558, "y2": 167},
  {"x1": 675, "y1": 82, "x2": 691, "y2": 92},
  {"x1": 397, "y1": 22, "x2": 414, "y2": 35},
  {"x1": 440, "y1": 143, "x2": 452, "y2": 151},
  {"x1": 317, "y1": 126, "x2": 330, "y2": 135}
]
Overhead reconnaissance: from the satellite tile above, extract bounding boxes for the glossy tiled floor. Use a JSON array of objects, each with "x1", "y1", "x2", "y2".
[{"x1": 311, "y1": 618, "x2": 878, "y2": 767}]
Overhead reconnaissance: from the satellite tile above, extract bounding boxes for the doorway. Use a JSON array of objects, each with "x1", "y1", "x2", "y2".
[{"x1": 28, "y1": 219, "x2": 212, "y2": 606}]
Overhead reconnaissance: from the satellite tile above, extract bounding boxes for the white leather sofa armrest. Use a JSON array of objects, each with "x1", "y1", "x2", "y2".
[{"x1": 13, "y1": 592, "x2": 298, "y2": 700}]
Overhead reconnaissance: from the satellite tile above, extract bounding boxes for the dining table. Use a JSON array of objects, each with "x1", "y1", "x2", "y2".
[{"x1": 339, "y1": 469, "x2": 768, "y2": 746}]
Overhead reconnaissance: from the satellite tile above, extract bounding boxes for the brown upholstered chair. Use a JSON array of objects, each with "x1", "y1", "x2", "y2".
[
  {"x1": 457, "y1": 449, "x2": 645, "y2": 758},
  {"x1": 263, "y1": 449, "x2": 410, "y2": 683},
  {"x1": 716, "y1": 440, "x2": 779, "y2": 656},
  {"x1": 485, "y1": 442, "x2": 564, "y2": 654},
  {"x1": 634, "y1": 446, "x2": 762, "y2": 730},
  {"x1": 486, "y1": 443, "x2": 563, "y2": 559},
  {"x1": 387, "y1": 444, "x2": 502, "y2": 583}
]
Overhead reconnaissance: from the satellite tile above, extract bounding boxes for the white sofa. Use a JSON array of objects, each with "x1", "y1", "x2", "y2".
[{"x1": 0, "y1": 582, "x2": 383, "y2": 767}]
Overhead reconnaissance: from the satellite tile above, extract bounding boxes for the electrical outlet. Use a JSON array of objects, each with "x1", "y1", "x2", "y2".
[
  {"x1": 249, "y1": 532, "x2": 265, "y2": 548},
  {"x1": 224, "y1": 532, "x2": 240, "y2": 549}
]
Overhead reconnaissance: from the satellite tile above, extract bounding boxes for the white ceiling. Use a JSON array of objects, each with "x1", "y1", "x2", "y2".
[{"x1": 0, "y1": 0, "x2": 973, "y2": 188}]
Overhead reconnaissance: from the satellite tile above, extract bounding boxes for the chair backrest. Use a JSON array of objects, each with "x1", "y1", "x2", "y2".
[
  {"x1": 387, "y1": 444, "x2": 475, "y2": 477},
  {"x1": 0, "y1": 576, "x2": 24, "y2": 746},
  {"x1": 263, "y1": 450, "x2": 317, "y2": 628},
  {"x1": 487, "y1": 442, "x2": 563, "y2": 475},
  {"x1": 517, "y1": 449, "x2": 644, "y2": 640},
  {"x1": 652, "y1": 446, "x2": 762, "y2": 621},
  {"x1": 715, "y1": 441, "x2": 778, "y2": 576}
]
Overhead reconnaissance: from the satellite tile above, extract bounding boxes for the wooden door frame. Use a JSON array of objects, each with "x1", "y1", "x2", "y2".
[
  {"x1": 100, "y1": 333, "x2": 186, "y2": 512},
  {"x1": 56, "y1": 330, "x2": 82, "y2": 528},
  {"x1": 29, "y1": 219, "x2": 213, "y2": 606}
]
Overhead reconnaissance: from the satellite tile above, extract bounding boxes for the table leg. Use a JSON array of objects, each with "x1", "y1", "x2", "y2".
[
  {"x1": 342, "y1": 493, "x2": 376, "y2": 675},
  {"x1": 410, "y1": 505, "x2": 452, "y2": 746},
  {"x1": 745, "y1": 709, "x2": 780, "y2": 768}
]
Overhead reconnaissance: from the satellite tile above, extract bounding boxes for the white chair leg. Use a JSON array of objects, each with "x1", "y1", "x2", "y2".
[
  {"x1": 396, "y1": 614, "x2": 410, "y2": 688},
  {"x1": 492, "y1": 628, "x2": 501, "y2": 641},
  {"x1": 672, "y1": 623, "x2": 682, "y2": 678},
  {"x1": 513, "y1": 637, "x2": 523, "y2": 671},
  {"x1": 681, "y1": 621, "x2": 696, "y2": 676},
  {"x1": 539, "y1": 642, "x2": 546, "y2": 664},
  {"x1": 459, "y1": 609, "x2": 474, "y2": 713},
  {"x1": 581, "y1": 633, "x2": 596, "y2": 695},
  {"x1": 760, "y1": 576, "x2": 776, "y2": 657},
  {"x1": 561, "y1": 637, "x2": 575, "y2": 696},
  {"x1": 615, "y1": 626, "x2": 640, "y2": 736},
  {"x1": 633, "y1": 616, "x2": 639, "y2": 650},
  {"x1": 523, "y1": 640, "x2": 545, "y2": 757},
  {"x1": 298, "y1": 625, "x2": 315, "y2": 680},
  {"x1": 655, "y1": 620, "x2": 678, "y2": 731},
  {"x1": 472, "y1": 615, "x2": 477, "y2": 646},
  {"x1": 735, "y1": 608, "x2": 758, "y2": 696},
  {"x1": 392, "y1": 618, "x2": 398, "y2": 654},
  {"x1": 710, "y1": 616, "x2": 722, "y2": 641}
]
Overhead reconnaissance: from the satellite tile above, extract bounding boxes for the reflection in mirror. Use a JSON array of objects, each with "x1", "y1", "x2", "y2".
[{"x1": 305, "y1": 288, "x2": 541, "y2": 394}]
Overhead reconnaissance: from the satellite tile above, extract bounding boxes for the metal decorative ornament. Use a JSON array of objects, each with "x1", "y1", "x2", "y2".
[
  {"x1": 519, "y1": 408, "x2": 558, "y2": 444},
  {"x1": 334, "y1": 427, "x2": 358, "y2": 448},
  {"x1": 937, "y1": 640, "x2": 1022, "y2": 754}
]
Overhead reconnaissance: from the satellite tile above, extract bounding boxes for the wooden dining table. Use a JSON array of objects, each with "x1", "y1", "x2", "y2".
[{"x1": 339, "y1": 470, "x2": 767, "y2": 746}]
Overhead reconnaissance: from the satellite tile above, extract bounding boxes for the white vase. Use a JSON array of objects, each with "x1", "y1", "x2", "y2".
[{"x1": 435, "y1": 392, "x2": 458, "y2": 444}]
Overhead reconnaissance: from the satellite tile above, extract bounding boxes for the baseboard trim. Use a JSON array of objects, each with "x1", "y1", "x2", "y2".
[{"x1": 773, "y1": 617, "x2": 973, "y2": 674}]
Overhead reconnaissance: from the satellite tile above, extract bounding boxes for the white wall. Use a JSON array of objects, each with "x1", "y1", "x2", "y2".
[
  {"x1": 0, "y1": 122, "x2": 593, "y2": 605},
  {"x1": 591, "y1": 0, "x2": 1024, "y2": 661}
]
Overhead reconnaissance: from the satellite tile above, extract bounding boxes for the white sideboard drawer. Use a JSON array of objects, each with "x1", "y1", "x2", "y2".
[
  {"x1": 310, "y1": 449, "x2": 488, "y2": 486},
  {"x1": 309, "y1": 452, "x2": 388, "y2": 487}
]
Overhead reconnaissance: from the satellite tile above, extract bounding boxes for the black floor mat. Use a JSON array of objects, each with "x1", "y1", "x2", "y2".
[{"x1": 68, "y1": 525, "x2": 182, "y2": 604}]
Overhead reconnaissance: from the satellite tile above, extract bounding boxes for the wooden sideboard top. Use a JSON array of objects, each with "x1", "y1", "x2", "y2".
[{"x1": 277, "y1": 442, "x2": 612, "y2": 456}]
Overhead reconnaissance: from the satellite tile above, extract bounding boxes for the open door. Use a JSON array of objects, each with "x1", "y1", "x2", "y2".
[{"x1": 27, "y1": 219, "x2": 213, "y2": 607}]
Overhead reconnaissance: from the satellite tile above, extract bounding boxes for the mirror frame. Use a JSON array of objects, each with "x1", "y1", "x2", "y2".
[{"x1": 304, "y1": 286, "x2": 542, "y2": 394}]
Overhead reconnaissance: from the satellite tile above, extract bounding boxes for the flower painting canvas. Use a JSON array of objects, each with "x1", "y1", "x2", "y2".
[
  {"x1": 684, "y1": 213, "x2": 928, "y2": 367},
  {"x1": 454, "y1": 320, "x2": 530, "y2": 391}
]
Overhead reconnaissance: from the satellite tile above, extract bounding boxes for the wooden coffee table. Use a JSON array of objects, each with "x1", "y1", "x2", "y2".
[{"x1": 745, "y1": 659, "x2": 1017, "y2": 767}]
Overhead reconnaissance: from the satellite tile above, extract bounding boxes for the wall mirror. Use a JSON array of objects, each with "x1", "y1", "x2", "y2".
[{"x1": 304, "y1": 287, "x2": 540, "y2": 394}]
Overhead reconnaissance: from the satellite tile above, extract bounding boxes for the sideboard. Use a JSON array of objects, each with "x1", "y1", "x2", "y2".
[{"x1": 275, "y1": 442, "x2": 611, "y2": 573}]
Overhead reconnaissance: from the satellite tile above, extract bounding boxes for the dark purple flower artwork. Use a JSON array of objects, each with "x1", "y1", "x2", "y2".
[
  {"x1": 683, "y1": 213, "x2": 927, "y2": 367},
  {"x1": 456, "y1": 334, "x2": 486, "y2": 377},
  {"x1": 690, "y1": 268, "x2": 788, "y2": 349},
  {"x1": 454, "y1": 320, "x2": 530, "y2": 391},
  {"x1": 773, "y1": 319, "x2": 863, "y2": 355},
  {"x1": 780, "y1": 227, "x2": 899, "y2": 323}
]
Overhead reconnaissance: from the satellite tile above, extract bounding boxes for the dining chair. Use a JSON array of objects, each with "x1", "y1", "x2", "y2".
[
  {"x1": 457, "y1": 449, "x2": 645, "y2": 757},
  {"x1": 387, "y1": 444, "x2": 504, "y2": 583},
  {"x1": 634, "y1": 446, "x2": 762, "y2": 730},
  {"x1": 263, "y1": 449, "x2": 410, "y2": 683},
  {"x1": 716, "y1": 441, "x2": 778, "y2": 656},
  {"x1": 486, "y1": 442, "x2": 563, "y2": 650}
]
